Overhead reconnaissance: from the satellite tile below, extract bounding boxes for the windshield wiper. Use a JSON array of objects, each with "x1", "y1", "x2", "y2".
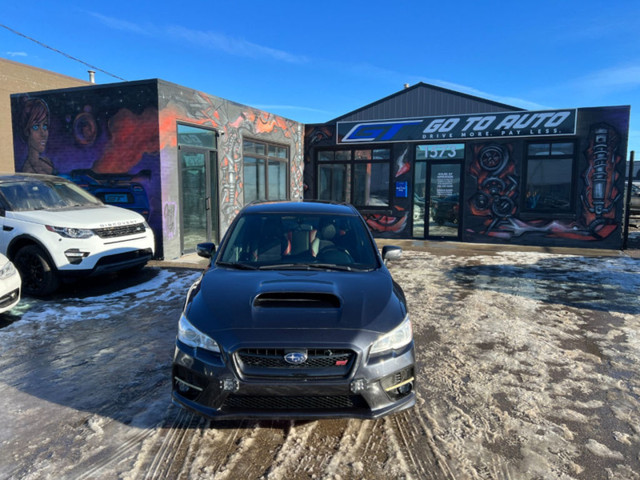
[
  {"x1": 216, "y1": 261, "x2": 258, "y2": 270},
  {"x1": 258, "y1": 263, "x2": 354, "y2": 272},
  {"x1": 307, "y1": 263, "x2": 353, "y2": 271},
  {"x1": 258, "y1": 263, "x2": 308, "y2": 270}
]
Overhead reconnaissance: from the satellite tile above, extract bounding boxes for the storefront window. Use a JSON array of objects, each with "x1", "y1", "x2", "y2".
[
  {"x1": 243, "y1": 140, "x2": 288, "y2": 203},
  {"x1": 318, "y1": 164, "x2": 347, "y2": 202},
  {"x1": 178, "y1": 124, "x2": 217, "y2": 149},
  {"x1": 354, "y1": 162, "x2": 390, "y2": 206},
  {"x1": 316, "y1": 148, "x2": 390, "y2": 207},
  {"x1": 523, "y1": 142, "x2": 574, "y2": 213}
]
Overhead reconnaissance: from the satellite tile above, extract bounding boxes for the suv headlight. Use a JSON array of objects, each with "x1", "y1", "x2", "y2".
[
  {"x1": 46, "y1": 225, "x2": 94, "y2": 239},
  {"x1": 0, "y1": 260, "x2": 17, "y2": 280},
  {"x1": 178, "y1": 313, "x2": 220, "y2": 352},
  {"x1": 370, "y1": 315, "x2": 412, "y2": 355}
]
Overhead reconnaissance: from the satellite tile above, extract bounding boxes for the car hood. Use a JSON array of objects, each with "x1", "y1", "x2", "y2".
[
  {"x1": 8, "y1": 205, "x2": 145, "y2": 228},
  {"x1": 186, "y1": 266, "x2": 406, "y2": 343}
]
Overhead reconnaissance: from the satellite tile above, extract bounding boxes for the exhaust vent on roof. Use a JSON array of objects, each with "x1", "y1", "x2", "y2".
[{"x1": 253, "y1": 292, "x2": 341, "y2": 309}]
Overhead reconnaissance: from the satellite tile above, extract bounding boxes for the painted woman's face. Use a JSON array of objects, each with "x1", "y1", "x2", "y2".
[{"x1": 28, "y1": 122, "x2": 49, "y2": 154}]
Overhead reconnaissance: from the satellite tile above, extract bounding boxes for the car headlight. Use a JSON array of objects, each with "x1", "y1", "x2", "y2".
[
  {"x1": 370, "y1": 315, "x2": 412, "y2": 355},
  {"x1": 178, "y1": 313, "x2": 220, "y2": 352},
  {"x1": 0, "y1": 260, "x2": 17, "y2": 280},
  {"x1": 46, "y1": 225, "x2": 94, "y2": 239}
]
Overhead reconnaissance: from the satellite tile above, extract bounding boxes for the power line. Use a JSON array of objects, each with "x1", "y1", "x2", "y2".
[{"x1": 1, "y1": 23, "x2": 127, "y2": 81}]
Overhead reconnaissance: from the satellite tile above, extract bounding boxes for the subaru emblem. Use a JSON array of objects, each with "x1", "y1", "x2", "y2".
[{"x1": 284, "y1": 351, "x2": 307, "y2": 365}]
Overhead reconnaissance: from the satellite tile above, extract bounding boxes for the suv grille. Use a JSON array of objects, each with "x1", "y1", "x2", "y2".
[
  {"x1": 235, "y1": 348, "x2": 356, "y2": 379},
  {"x1": 93, "y1": 223, "x2": 146, "y2": 238}
]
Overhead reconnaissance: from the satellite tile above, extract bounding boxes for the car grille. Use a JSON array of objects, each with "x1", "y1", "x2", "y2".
[
  {"x1": 93, "y1": 223, "x2": 147, "y2": 238},
  {"x1": 235, "y1": 348, "x2": 356, "y2": 379},
  {"x1": 222, "y1": 394, "x2": 367, "y2": 411}
]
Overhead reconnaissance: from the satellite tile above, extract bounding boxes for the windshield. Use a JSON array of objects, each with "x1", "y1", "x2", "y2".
[
  {"x1": 218, "y1": 212, "x2": 379, "y2": 270},
  {"x1": 0, "y1": 179, "x2": 103, "y2": 211}
]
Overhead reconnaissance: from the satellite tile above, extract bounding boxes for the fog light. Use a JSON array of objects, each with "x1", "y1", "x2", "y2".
[
  {"x1": 396, "y1": 382, "x2": 413, "y2": 395},
  {"x1": 64, "y1": 249, "x2": 90, "y2": 264},
  {"x1": 220, "y1": 378, "x2": 239, "y2": 392},
  {"x1": 175, "y1": 376, "x2": 203, "y2": 392},
  {"x1": 383, "y1": 377, "x2": 414, "y2": 393},
  {"x1": 350, "y1": 378, "x2": 367, "y2": 393}
]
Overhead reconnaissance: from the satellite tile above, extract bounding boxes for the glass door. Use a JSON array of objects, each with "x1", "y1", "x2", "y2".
[
  {"x1": 427, "y1": 162, "x2": 462, "y2": 239},
  {"x1": 180, "y1": 147, "x2": 218, "y2": 253}
]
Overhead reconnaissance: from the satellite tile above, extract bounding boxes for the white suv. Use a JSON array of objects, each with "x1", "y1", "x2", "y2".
[{"x1": 0, "y1": 174, "x2": 155, "y2": 296}]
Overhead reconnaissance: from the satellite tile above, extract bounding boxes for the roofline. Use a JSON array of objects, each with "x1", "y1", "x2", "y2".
[
  {"x1": 0, "y1": 57, "x2": 92, "y2": 86},
  {"x1": 326, "y1": 82, "x2": 523, "y2": 123},
  {"x1": 8, "y1": 78, "x2": 160, "y2": 98}
]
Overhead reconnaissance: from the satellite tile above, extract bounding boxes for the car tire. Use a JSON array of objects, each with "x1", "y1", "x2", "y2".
[{"x1": 14, "y1": 245, "x2": 60, "y2": 296}]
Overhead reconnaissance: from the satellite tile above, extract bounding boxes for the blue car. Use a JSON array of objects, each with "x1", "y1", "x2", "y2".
[{"x1": 66, "y1": 169, "x2": 150, "y2": 220}]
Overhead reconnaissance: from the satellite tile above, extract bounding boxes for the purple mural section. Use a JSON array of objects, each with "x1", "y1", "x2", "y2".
[{"x1": 11, "y1": 84, "x2": 162, "y2": 253}]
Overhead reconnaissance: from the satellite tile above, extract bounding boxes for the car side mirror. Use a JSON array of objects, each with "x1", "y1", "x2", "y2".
[
  {"x1": 382, "y1": 245, "x2": 402, "y2": 264},
  {"x1": 196, "y1": 242, "x2": 216, "y2": 259}
]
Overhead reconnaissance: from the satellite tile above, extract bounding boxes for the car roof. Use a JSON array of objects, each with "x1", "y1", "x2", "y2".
[
  {"x1": 0, "y1": 173, "x2": 67, "y2": 184},
  {"x1": 241, "y1": 201, "x2": 359, "y2": 216}
]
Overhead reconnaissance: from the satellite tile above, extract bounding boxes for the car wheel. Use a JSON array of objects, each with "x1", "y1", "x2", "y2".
[{"x1": 14, "y1": 245, "x2": 60, "y2": 296}]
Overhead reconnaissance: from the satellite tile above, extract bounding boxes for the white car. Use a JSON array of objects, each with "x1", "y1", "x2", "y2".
[
  {"x1": 0, "y1": 174, "x2": 155, "y2": 296},
  {"x1": 0, "y1": 253, "x2": 20, "y2": 313}
]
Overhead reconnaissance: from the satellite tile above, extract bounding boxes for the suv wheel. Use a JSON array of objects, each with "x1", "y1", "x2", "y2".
[{"x1": 15, "y1": 245, "x2": 60, "y2": 296}]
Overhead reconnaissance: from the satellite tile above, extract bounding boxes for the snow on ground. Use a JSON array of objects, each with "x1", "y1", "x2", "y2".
[
  {"x1": 391, "y1": 250, "x2": 640, "y2": 479},
  {"x1": 0, "y1": 251, "x2": 639, "y2": 479}
]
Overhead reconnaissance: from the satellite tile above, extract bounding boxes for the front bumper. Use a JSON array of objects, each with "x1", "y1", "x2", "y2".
[
  {"x1": 172, "y1": 341, "x2": 416, "y2": 420},
  {"x1": 42, "y1": 226, "x2": 155, "y2": 273}
]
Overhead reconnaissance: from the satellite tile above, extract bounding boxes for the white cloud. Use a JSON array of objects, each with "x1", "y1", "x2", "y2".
[
  {"x1": 88, "y1": 12, "x2": 307, "y2": 64},
  {"x1": 6, "y1": 51, "x2": 27, "y2": 57},
  {"x1": 88, "y1": 12, "x2": 152, "y2": 36},
  {"x1": 427, "y1": 79, "x2": 550, "y2": 111},
  {"x1": 166, "y1": 25, "x2": 308, "y2": 64},
  {"x1": 334, "y1": 62, "x2": 550, "y2": 111},
  {"x1": 574, "y1": 65, "x2": 640, "y2": 91}
]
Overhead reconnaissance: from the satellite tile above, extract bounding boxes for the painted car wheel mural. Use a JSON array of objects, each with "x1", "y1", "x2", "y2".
[{"x1": 468, "y1": 125, "x2": 622, "y2": 242}]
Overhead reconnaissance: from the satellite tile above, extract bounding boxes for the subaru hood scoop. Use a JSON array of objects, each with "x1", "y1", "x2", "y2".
[{"x1": 188, "y1": 267, "x2": 404, "y2": 336}]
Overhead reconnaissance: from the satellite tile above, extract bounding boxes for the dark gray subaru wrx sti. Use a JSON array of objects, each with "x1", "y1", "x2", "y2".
[{"x1": 172, "y1": 201, "x2": 415, "y2": 420}]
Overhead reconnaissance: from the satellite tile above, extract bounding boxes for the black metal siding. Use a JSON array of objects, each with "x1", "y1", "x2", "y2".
[{"x1": 331, "y1": 83, "x2": 522, "y2": 123}]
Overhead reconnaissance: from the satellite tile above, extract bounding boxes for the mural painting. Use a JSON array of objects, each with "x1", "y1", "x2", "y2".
[
  {"x1": 465, "y1": 122, "x2": 625, "y2": 246},
  {"x1": 159, "y1": 86, "x2": 304, "y2": 242},
  {"x1": 12, "y1": 81, "x2": 304, "y2": 259},
  {"x1": 467, "y1": 143, "x2": 519, "y2": 239},
  {"x1": 12, "y1": 86, "x2": 161, "y2": 252}
]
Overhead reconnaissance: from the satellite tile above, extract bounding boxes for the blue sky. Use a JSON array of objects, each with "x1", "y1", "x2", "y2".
[{"x1": 2, "y1": 1, "x2": 638, "y2": 162}]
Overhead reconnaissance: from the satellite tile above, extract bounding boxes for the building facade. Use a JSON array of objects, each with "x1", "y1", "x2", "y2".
[
  {"x1": 8, "y1": 74, "x2": 631, "y2": 254},
  {"x1": 304, "y1": 84, "x2": 630, "y2": 249},
  {"x1": 10, "y1": 79, "x2": 304, "y2": 259}
]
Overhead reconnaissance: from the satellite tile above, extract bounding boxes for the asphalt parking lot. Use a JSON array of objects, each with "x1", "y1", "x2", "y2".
[{"x1": 0, "y1": 231, "x2": 639, "y2": 479}]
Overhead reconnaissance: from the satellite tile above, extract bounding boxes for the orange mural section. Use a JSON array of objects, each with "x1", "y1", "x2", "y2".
[{"x1": 93, "y1": 107, "x2": 159, "y2": 174}]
